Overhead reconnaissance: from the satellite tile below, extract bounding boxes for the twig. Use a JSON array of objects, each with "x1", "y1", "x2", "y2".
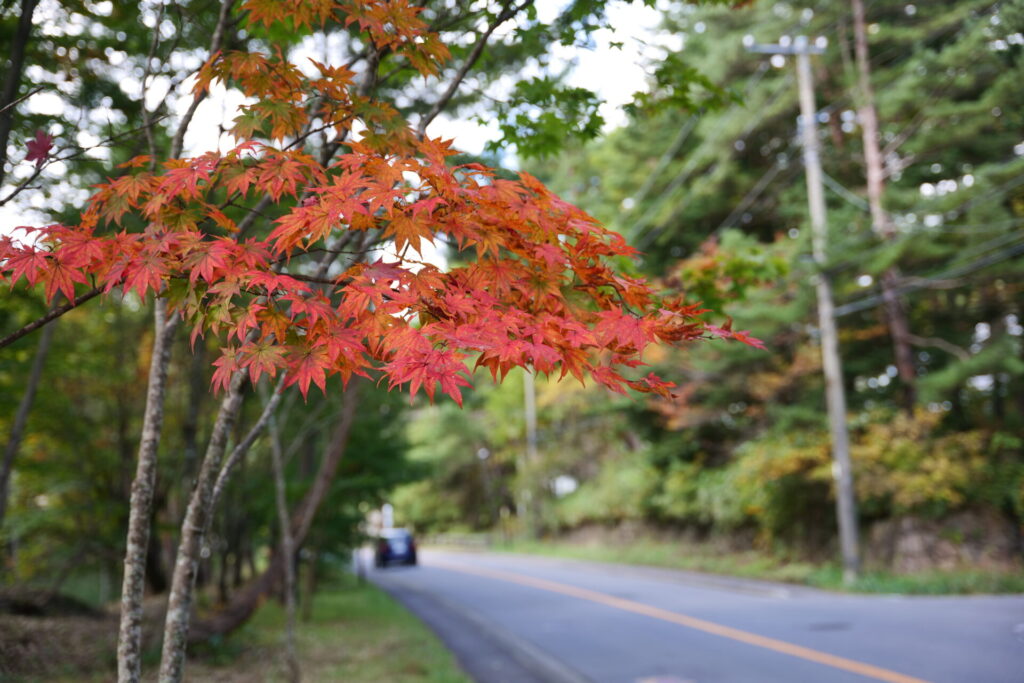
[
  {"x1": 907, "y1": 334, "x2": 971, "y2": 362},
  {"x1": 0, "y1": 85, "x2": 44, "y2": 116}
]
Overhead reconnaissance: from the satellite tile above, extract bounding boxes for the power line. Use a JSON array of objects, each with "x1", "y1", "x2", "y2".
[
  {"x1": 713, "y1": 155, "x2": 791, "y2": 236},
  {"x1": 628, "y1": 114, "x2": 701, "y2": 210},
  {"x1": 631, "y1": 77, "x2": 797, "y2": 249},
  {"x1": 835, "y1": 238, "x2": 1024, "y2": 317}
]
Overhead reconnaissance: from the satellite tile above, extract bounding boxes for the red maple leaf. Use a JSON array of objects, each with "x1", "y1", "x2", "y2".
[{"x1": 25, "y1": 130, "x2": 53, "y2": 169}]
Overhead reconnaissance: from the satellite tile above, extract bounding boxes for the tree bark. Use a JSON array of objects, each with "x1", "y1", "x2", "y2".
[
  {"x1": 158, "y1": 369, "x2": 247, "y2": 683},
  {"x1": 0, "y1": 305, "x2": 56, "y2": 528},
  {"x1": 851, "y1": 0, "x2": 917, "y2": 410},
  {"x1": 117, "y1": 300, "x2": 178, "y2": 683},
  {"x1": 188, "y1": 384, "x2": 359, "y2": 642}
]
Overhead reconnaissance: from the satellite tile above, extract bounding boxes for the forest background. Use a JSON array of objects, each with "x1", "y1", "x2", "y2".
[
  {"x1": 0, "y1": 0, "x2": 1022, "y2": 677},
  {"x1": 396, "y1": 0, "x2": 1024, "y2": 579}
]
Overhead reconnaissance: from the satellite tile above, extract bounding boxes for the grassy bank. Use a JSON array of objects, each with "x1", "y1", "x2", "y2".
[
  {"x1": 185, "y1": 575, "x2": 469, "y2": 682},
  {"x1": 5, "y1": 575, "x2": 468, "y2": 682},
  {"x1": 490, "y1": 539, "x2": 1024, "y2": 595}
]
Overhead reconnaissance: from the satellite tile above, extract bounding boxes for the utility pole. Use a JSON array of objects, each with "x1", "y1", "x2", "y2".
[{"x1": 747, "y1": 36, "x2": 860, "y2": 582}]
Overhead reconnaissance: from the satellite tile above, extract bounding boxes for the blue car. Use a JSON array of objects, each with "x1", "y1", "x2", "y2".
[{"x1": 374, "y1": 528, "x2": 417, "y2": 567}]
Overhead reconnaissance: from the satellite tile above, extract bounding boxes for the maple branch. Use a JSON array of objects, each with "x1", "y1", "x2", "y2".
[
  {"x1": 282, "y1": 112, "x2": 356, "y2": 153},
  {"x1": 0, "y1": 84, "x2": 43, "y2": 117},
  {"x1": 429, "y1": 2, "x2": 488, "y2": 33},
  {"x1": 277, "y1": 245, "x2": 366, "y2": 261},
  {"x1": 417, "y1": 0, "x2": 532, "y2": 138},
  {"x1": 315, "y1": 45, "x2": 382, "y2": 166},
  {"x1": 169, "y1": 0, "x2": 236, "y2": 158},
  {"x1": 233, "y1": 195, "x2": 274, "y2": 239},
  {"x1": 208, "y1": 372, "x2": 288, "y2": 520},
  {"x1": 0, "y1": 286, "x2": 101, "y2": 350},
  {"x1": 0, "y1": 159, "x2": 45, "y2": 207},
  {"x1": 282, "y1": 272, "x2": 342, "y2": 286}
]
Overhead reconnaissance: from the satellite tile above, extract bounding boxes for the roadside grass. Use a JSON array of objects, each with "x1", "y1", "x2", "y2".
[
  {"x1": 186, "y1": 574, "x2": 470, "y2": 682},
  {"x1": 490, "y1": 539, "x2": 1024, "y2": 595}
]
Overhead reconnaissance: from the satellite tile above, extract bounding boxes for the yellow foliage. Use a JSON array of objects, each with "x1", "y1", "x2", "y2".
[{"x1": 851, "y1": 409, "x2": 988, "y2": 511}]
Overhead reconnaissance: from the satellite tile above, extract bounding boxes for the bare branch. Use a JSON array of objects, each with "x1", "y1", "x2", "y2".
[
  {"x1": 169, "y1": 0, "x2": 236, "y2": 159},
  {"x1": 417, "y1": 0, "x2": 532, "y2": 138},
  {"x1": 907, "y1": 334, "x2": 971, "y2": 362},
  {"x1": 0, "y1": 287, "x2": 102, "y2": 350},
  {"x1": 0, "y1": 85, "x2": 43, "y2": 117}
]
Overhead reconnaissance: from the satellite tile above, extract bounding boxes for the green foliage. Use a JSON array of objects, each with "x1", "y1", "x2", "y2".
[
  {"x1": 625, "y1": 52, "x2": 737, "y2": 118},
  {"x1": 485, "y1": 77, "x2": 605, "y2": 158},
  {"x1": 557, "y1": 456, "x2": 658, "y2": 526}
]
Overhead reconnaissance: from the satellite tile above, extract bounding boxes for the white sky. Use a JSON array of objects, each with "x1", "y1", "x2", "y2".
[{"x1": 429, "y1": 0, "x2": 674, "y2": 155}]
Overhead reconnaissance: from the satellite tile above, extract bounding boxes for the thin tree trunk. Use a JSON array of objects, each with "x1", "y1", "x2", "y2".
[
  {"x1": 0, "y1": 0, "x2": 40, "y2": 187},
  {"x1": 158, "y1": 369, "x2": 247, "y2": 683},
  {"x1": 118, "y1": 300, "x2": 178, "y2": 683},
  {"x1": 0, "y1": 307, "x2": 56, "y2": 528},
  {"x1": 118, "y1": 1, "x2": 237, "y2": 676},
  {"x1": 851, "y1": 0, "x2": 917, "y2": 410},
  {"x1": 266, "y1": 385, "x2": 300, "y2": 682},
  {"x1": 188, "y1": 385, "x2": 359, "y2": 642}
]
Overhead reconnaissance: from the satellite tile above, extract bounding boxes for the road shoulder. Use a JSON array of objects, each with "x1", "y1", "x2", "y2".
[{"x1": 371, "y1": 567, "x2": 591, "y2": 683}]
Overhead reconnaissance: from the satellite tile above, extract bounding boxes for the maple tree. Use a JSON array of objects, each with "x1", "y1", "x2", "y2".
[
  {"x1": 1, "y1": 25, "x2": 757, "y2": 408},
  {"x1": 0, "y1": 1, "x2": 758, "y2": 681}
]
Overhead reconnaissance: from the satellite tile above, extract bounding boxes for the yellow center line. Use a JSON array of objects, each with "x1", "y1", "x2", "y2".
[{"x1": 427, "y1": 558, "x2": 931, "y2": 683}]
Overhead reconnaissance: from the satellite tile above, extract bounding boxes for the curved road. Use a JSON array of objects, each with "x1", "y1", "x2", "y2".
[{"x1": 369, "y1": 549, "x2": 1024, "y2": 683}]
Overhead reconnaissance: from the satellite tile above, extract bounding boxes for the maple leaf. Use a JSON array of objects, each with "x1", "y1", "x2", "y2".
[
  {"x1": 25, "y1": 130, "x2": 53, "y2": 168},
  {"x1": 286, "y1": 344, "x2": 330, "y2": 399},
  {"x1": 183, "y1": 238, "x2": 233, "y2": 284},
  {"x1": 120, "y1": 249, "x2": 169, "y2": 298},
  {"x1": 241, "y1": 340, "x2": 286, "y2": 383},
  {"x1": 706, "y1": 322, "x2": 766, "y2": 350},
  {"x1": 3, "y1": 247, "x2": 49, "y2": 287},
  {"x1": 43, "y1": 254, "x2": 88, "y2": 303},
  {"x1": 385, "y1": 213, "x2": 434, "y2": 254},
  {"x1": 211, "y1": 347, "x2": 241, "y2": 394}
]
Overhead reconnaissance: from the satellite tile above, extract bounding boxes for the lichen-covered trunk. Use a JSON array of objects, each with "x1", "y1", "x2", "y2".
[
  {"x1": 117, "y1": 300, "x2": 178, "y2": 683},
  {"x1": 158, "y1": 370, "x2": 247, "y2": 683}
]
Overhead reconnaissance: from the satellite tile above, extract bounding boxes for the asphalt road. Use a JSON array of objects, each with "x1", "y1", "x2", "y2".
[{"x1": 368, "y1": 549, "x2": 1024, "y2": 683}]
